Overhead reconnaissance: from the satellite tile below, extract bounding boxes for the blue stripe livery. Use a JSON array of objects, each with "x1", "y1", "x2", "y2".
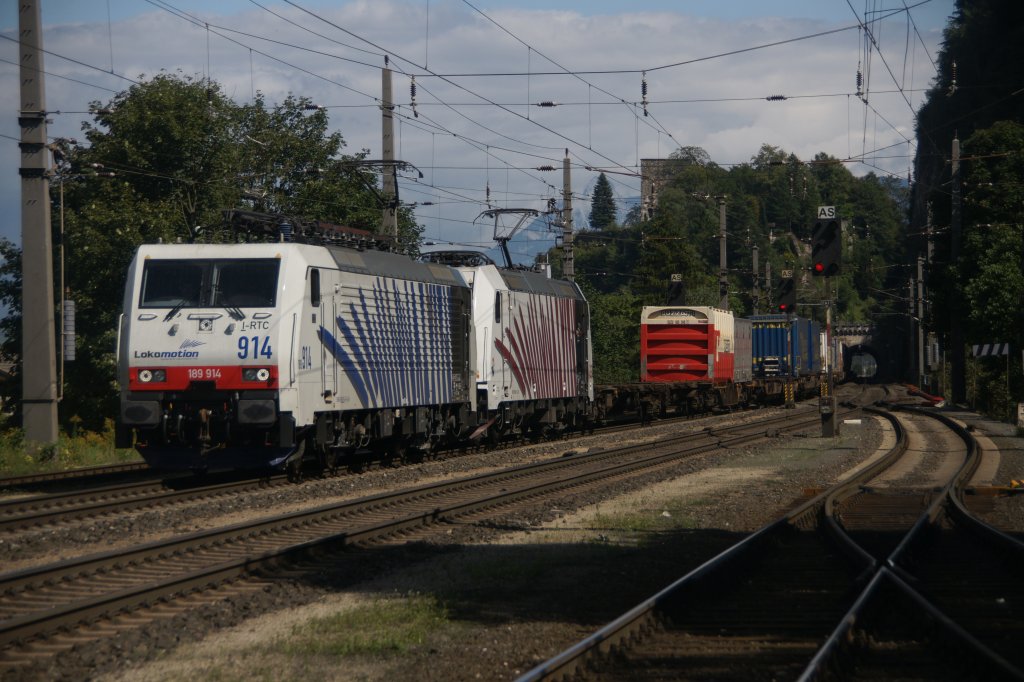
[{"x1": 318, "y1": 277, "x2": 454, "y2": 409}]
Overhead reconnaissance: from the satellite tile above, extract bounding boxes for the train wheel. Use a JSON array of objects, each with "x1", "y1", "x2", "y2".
[
  {"x1": 486, "y1": 425, "x2": 501, "y2": 449},
  {"x1": 320, "y1": 448, "x2": 339, "y2": 476},
  {"x1": 286, "y1": 456, "x2": 303, "y2": 483},
  {"x1": 389, "y1": 438, "x2": 408, "y2": 466}
]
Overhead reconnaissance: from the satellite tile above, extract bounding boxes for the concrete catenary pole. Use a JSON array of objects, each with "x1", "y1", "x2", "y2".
[
  {"x1": 917, "y1": 256, "x2": 926, "y2": 388},
  {"x1": 752, "y1": 245, "x2": 760, "y2": 314},
  {"x1": 718, "y1": 197, "x2": 728, "y2": 309},
  {"x1": 562, "y1": 150, "x2": 574, "y2": 281},
  {"x1": 381, "y1": 65, "x2": 398, "y2": 238},
  {"x1": 949, "y1": 136, "x2": 965, "y2": 404},
  {"x1": 19, "y1": 0, "x2": 59, "y2": 445},
  {"x1": 909, "y1": 277, "x2": 916, "y2": 382}
]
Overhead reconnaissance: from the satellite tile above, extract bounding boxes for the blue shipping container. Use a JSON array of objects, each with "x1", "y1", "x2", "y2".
[{"x1": 749, "y1": 315, "x2": 819, "y2": 378}]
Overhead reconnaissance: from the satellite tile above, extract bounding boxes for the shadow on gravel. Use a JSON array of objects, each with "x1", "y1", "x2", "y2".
[{"x1": 297, "y1": 524, "x2": 750, "y2": 628}]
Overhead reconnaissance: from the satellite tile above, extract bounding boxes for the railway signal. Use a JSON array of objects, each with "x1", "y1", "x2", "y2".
[
  {"x1": 777, "y1": 277, "x2": 796, "y2": 313},
  {"x1": 811, "y1": 218, "x2": 841, "y2": 276}
]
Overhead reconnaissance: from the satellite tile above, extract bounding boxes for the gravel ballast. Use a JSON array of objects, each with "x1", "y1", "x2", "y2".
[{"x1": 8, "y1": 386, "x2": 1020, "y2": 682}]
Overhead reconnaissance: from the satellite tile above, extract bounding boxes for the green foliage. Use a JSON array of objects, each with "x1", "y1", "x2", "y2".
[
  {"x1": 960, "y1": 121, "x2": 1024, "y2": 342},
  {"x1": 958, "y1": 121, "x2": 1024, "y2": 415},
  {"x1": 0, "y1": 418, "x2": 140, "y2": 476},
  {"x1": 0, "y1": 238, "x2": 23, "y2": 421},
  {"x1": 910, "y1": 2, "x2": 1024, "y2": 413},
  {"x1": 578, "y1": 280, "x2": 642, "y2": 384},
  {"x1": 588, "y1": 172, "x2": 617, "y2": 229},
  {"x1": 277, "y1": 595, "x2": 448, "y2": 657},
  {"x1": 563, "y1": 141, "x2": 911, "y2": 382}
]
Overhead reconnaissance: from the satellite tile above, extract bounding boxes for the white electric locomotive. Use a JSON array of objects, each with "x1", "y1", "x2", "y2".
[
  {"x1": 450, "y1": 253, "x2": 593, "y2": 443},
  {"x1": 116, "y1": 241, "x2": 593, "y2": 472}
]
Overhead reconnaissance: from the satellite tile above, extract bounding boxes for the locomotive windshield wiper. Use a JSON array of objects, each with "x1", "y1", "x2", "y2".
[
  {"x1": 224, "y1": 305, "x2": 246, "y2": 321},
  {"x1": 163, "y1": 299, "x2": 188, "y2": 322}
]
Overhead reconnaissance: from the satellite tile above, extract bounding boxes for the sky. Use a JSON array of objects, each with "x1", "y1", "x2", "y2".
[{"x1": 1, "y1": 0, "x2": 955, "y2": 263}]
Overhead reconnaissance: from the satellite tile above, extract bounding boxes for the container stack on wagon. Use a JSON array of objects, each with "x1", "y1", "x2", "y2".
[
  {"x1": 640, "y1": 306, "x2": 752, "y2": 385},
  {"x1": 749, "y1": 314, "x2": 821, "y2": 377}
]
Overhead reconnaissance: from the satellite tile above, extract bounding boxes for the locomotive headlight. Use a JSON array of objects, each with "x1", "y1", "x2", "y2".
[
  {"x1": 138, "y1": 369, "x2": 152, "y2": 383},
  {"x1": 256, "y1": 368, "x2": 271, "y2": 381},
  {"x1": 137, "y1": 369, "x2": 165, "y2": 383},
  {"x1": 243, "y1": 367, "x2": 272, "y2": 382}
]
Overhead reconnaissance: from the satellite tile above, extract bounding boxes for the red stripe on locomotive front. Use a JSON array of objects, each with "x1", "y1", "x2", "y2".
[{"x1": 128, "y1": 365, "x2": 279, "y2": 391}]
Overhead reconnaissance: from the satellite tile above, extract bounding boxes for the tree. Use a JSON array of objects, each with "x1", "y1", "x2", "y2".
[
  {"x1": 961, "y1": 121, "x2": 1024, "y2": 343},
  {"x1": 0, "y1": 239, "x2": 23, "y2": 421},
  {"x1": 908, "y1": 0, "x2": 1024, "y2": 409},
  {"x1": 588, "y1": 173, "x2": 617, "y2": 229},
  {"x1": 578, "y1": 279, "x2": 642, "y2": 384}
]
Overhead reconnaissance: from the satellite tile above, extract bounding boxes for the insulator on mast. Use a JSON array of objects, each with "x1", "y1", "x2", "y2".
[
  {"x1": 410, "y1": 76, "x2": 418, "y2": 118},
  {"x1": 856, "y1": 65, "x2": 863, "y2": 98},
  {"x1": 947, "y1": 60, "x2": 958, "y2": 96},
  {"x1": 641, "y1": 71, "x2": 649, "y2": 117}
]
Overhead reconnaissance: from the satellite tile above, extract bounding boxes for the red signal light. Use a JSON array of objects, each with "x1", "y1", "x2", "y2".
[{"x1": 813, "y1": 262, "x2": 825, "y2": 274}]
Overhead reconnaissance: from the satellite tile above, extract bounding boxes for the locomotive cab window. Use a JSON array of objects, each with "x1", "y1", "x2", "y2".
[
  {"x1": 310, "y1": 268, "x2": 321, "y2": 307},
  {"x1": 140, "y1": 259, "x2": 280, "y2": 309}
]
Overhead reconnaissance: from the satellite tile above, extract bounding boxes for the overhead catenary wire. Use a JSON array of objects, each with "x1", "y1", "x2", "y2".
[
  {"x1": 458, "y1": 0, "x2": 683, "y2": 153},
  {"x1": 146, "y1": 0, "x2": 567, "y2": 209},
  {"x1": 138, "y1": 0, "x2": 939, "y2": 191},
  {"x1": 214, "y1": 0, "x2": 597, "y2": 198},
  {"x1": 0, "y1": 56, "x2": 120, "y2": 94},
  {"x1": 0, "y1": 33, "x2": 140, "y2": 86},
  {"x1": 278, "y1": 0, "x2": 642, "y2": 178},
  {"x1": 143, "y1": 0, "x2": 378, "y2": 100}
]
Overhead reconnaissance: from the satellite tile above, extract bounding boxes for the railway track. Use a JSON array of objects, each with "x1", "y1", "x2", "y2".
[
  {"x1": 520, "y1": 405, "x2": 1024, "y2": 681},
  {"x1": 0, "y1": 405, "x2": 742, "y2": 498},
  {"x1": 0, "y1": 461, "x2": 151, "y2": 492},
  {"x1": 0, "y1": 398, "x2": 824, "y2": 538},
  {"x1": 0, "y1": 473, "x2": 291, "y2": 533},
  {"x1": 0, "y1": 400, "x2": 845, "y2": 674}
]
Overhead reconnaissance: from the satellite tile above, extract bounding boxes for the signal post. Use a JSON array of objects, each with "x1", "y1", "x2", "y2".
[
  {"x1": 812, "y1": 207, "x2": 841, "y2": 437},
  {"x1": 777, "y1": 271, "x2": 797, "y2": 409}
]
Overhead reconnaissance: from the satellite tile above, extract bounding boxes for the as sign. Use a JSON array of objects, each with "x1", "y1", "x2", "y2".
[{"x1": 817, "y1": 206, "x2": 836, "y2": 219}]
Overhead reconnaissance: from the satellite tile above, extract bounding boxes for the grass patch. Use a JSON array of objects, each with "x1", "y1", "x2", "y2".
[
  {"x1": 592, "y1": 510, "x2": 663, "y2": 533},
  {"x1": 592, "y1": 504, "x2": 700, "y2": 540},
  {"x1": 0, "y1": 419, "x2": 140, "y2": 477},
  {"x1": 276, "y1": 594, "x2": 448, "y2": 658}
]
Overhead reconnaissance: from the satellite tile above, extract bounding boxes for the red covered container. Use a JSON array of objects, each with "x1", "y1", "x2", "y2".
[{"x1": 641, "y1": 306, "x2": 750, "y2": 384}]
